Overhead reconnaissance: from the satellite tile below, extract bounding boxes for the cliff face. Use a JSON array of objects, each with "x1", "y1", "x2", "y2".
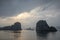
[{"x1": 36, "y1": 20, "x2": 57, "y2": 33}]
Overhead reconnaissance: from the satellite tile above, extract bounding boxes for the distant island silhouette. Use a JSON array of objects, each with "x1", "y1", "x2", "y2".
[
  {"x1": 0, "y1": 22, "x2": 21, "y2": 31},
  {"x1": 0, "y1": 20, "x2": 57, "y2": 32},
  {"x1": 36, "y1": 20, "x2": 57, "y2": 33},
  {"x1": 26, "y1": 27, "x2": 34, "y2": 30}
]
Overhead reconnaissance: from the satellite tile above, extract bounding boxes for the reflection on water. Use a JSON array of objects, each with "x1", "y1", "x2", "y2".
[
  {"x1": 0, "y1": 30, "x2": 22, "y2": 40},
  {"x1": 36, "y1": 32, "x2": 48, "y2": 37},
  {"x1": 36, "y1": 31, "x2": 60, "y2": 40},
  {"x1": 36, "y1": 32, "x2": 49, "y2": 40},
  {"x1": 12, "y1": 30, "x2": 21, "y2": 40},
  {"x1": 36, "y1": 32, "x2": 56, "y2": 40},
  {"x1": 0, "y1": 30, "x2": 60, "y2": 40}
]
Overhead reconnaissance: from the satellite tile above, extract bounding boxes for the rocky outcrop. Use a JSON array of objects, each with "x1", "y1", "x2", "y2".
[
  {"x1": 49, "y1": 26, "x2": 57, "y2": 32},
  {"x1": 10, "y1": 22, "x2": 21, "y2": 30},
  {"x1": 36, "y1": 20, "x2": 57, "y2": 33},
  {"x1": 36, "y1": 20, "x2": 49, "y2": 32},
  {"x1": 0, "y1": 22, "x2": 22, "y2": 30}
]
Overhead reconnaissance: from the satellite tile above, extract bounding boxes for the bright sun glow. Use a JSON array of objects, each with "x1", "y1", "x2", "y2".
[{"x1": 16, "y1": 12, "x2": 31, "y2": 19}]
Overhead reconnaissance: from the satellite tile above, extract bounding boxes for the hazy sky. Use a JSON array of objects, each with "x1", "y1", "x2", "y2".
[{"x1": 0, "y1": 0, "x2": 60, "y2": 29}]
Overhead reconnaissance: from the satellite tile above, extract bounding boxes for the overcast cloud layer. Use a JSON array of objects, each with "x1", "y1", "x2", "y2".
[{"x1": 0, "y1": 0, "x2": 60, "y2": 29}]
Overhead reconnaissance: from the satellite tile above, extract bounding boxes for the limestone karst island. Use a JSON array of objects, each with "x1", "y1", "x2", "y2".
[
  {"x1": 0, "y1": 22, "x2": 21, "y2": 30},
  {"x1": 36, "y1": 20, "x2": 57, "y2": 33},
  {"x1": 0, "y1": 20, "x2": 57, "y2": 33}
]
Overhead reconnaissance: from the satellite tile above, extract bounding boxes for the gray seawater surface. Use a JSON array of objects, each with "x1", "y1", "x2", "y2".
[{"x1": 0, "y1": 30, "x2": 60, "y2": 40}]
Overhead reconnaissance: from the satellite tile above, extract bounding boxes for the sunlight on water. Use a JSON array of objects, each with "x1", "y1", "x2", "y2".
[{"x1": 0, "y1": 30, "x2": 60, "y2": 40}]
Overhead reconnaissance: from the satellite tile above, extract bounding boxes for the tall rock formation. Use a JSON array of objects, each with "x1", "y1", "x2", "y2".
[
  {"x1": 36, "y1": 20, "x2": 49, "y2": 32},
  {"x1": 36, "y1": 20, "x2": 57, "y2": 33},
  {"x1": 11, "y1": 22, "x2": 21, "y2": 30}
]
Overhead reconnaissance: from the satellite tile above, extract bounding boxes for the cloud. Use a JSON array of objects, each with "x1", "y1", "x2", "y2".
[
  {"x1": 0, "y1": 0, "x2": 60, "y2": 29},
  {"x1": 0, "y1": 6, "x2": 59, "y2": 28},
  {"x1": 0, "y1": 7, "x2": 41, "y2": 28},
  {"x1": 0, "y1": 0, "x2": 40, "y2": 17},
  {"x1": 0, "y1": 0, "x2": 60, "y2": 17}
]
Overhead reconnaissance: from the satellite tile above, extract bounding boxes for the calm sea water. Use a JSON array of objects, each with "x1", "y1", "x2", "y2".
[{"x1": 0, "y1": 30, "x2": 60, "y2": 40}]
